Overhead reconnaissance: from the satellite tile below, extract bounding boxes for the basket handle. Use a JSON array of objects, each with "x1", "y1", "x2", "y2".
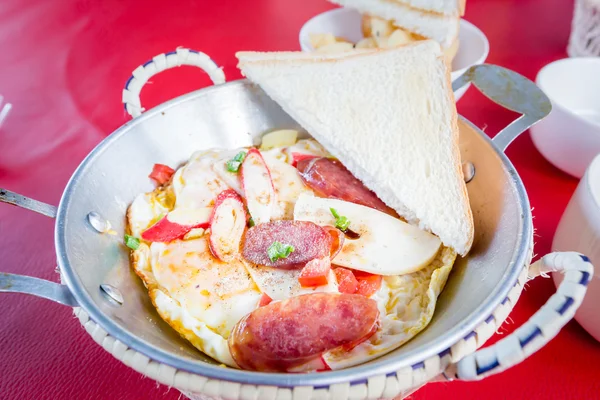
[
  {"x1": 452, "y1": 64, "x2": 552, "y2": 152},
  {"x1": 444, "y1": 252, "x2": 593, "y2": 381},
  {"x1": 122, "y1": 48, "x2": 226, "y2": 118}
]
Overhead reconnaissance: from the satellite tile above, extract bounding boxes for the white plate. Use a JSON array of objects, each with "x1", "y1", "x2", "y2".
[{"x1": 298, "y1": 7, "x2": 489, "y2": 101}]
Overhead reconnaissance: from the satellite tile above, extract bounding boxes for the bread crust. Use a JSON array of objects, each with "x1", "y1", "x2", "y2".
[{"x1": 437, "y1": 50, "x2": 474, "y2": 254}]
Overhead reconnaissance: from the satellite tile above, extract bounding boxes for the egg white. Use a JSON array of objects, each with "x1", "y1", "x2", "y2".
[{"x1": 172, "y1": 149, "x2": 232, "y2": 209}]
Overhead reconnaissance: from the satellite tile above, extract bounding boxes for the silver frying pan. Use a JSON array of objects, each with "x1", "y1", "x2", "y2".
[{"x1": 0, "y1": 50, "x2": 593, "y2": 400}]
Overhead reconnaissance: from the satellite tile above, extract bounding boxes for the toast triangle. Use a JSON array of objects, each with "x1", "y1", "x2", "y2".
[{"x1": 236, "y1": 41, "x2": 474, "y2": 256}]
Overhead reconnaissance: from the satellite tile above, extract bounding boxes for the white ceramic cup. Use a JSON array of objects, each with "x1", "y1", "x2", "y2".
[
  {"x1": 298, "y1": 8, "x2": 489, "y2": 101},
  {"x1": 530, "y1": 57, "x2": 600, "y2": 178},
  {"x1": 552, "y1": 154, "x2": 600, "y2": 343}
]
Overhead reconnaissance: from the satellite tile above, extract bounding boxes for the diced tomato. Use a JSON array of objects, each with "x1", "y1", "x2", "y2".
[
  {"x1": 258, "y1": 293, "x2": 273, "y2": 307},
  {"x1": 333, "y1": 268, "x2": 381, "y2": 296},
  {"x1": 291, "y1": 152, "x2": 318, "y2": 168},
  {"x1": 298, "y1": 257, "x2": 331, "y2": 287},
  {"x1": 333, "y1": 267, "x2": 359, "y2": 294},
  {"x1": 149, "y1": 163, "x2": 175, "y2": 185},
  {"x1": 355, "y1": 273, "x2": 383, "y2": 297}
]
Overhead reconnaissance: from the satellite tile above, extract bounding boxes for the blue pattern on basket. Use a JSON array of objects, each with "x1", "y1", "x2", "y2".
[
  {"x1": 558, "y1": 297, "x2": 574, "y2": 315},
  {"x1": 519, "y1": 326, "x2": 542, "y2": 347},
  {"x1": 476, "y1": 359, "x2": 500, "y2": 375},
  {"x1": 411, "y1": 361, "x2": 425, "y2": 370},
  {"x1": 580, "y1": 271, "x2": 591, "y2": 286},
  {"x1": 439, "y1": 348, "x2": 452, "y2": 358},
  {"x1": 124, "y1": 75, "x2": 134, "y2": 90},
  {"x1": 464, "y1": 331, "x2": 477, "y2": 341}
]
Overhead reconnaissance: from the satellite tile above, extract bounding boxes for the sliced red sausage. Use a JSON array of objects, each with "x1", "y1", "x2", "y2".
[
  {"x1": 242, "y1": 220, "x2": 331, "y2": 269},
  {"x1": 228, "y1": 293, "x2": 380, "y2": 372},
  {"x1": 296, "y1": 157, "x2": 399, "y2": 217}
]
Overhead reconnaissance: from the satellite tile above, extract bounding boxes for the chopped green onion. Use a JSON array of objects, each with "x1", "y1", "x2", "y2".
[
  {"x1": 226, "y1": 160, "x2": 241, "y2": 172},
  {"x1": 330, "y1": 207, "x2": 351, "y2": 231},
  {"x1": 124, "y1": 234, "x2": 140, "y2": 250},
  {"x1": 233, "y1": 151, "x2": 246, "y2": 162},
  {"x1": 248, "y1": 217, "x2": 255, "y2": 227},
  {"x1": 226, "y1": 151, "x2": 247, "y2": 173},
  {"x1": 267, "y1": 241, "x2": 295, "y2": 263}
]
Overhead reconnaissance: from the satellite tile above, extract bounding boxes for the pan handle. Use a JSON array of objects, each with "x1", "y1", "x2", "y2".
[
  {"x1": 0, "y1": 188, "x2": 78, "y2": 307},
  {"x1": 452, "y1": 64, "x2": 552, "y2": 152},
  {"x1": 1, "y1": 273, "x2": 78, "y2": 307},
  {"x1": 122, "y1": 48, "x2": 226, "y2": 118},
  {"x1": 0, "y1": 188, "x2": 57, "y2": 218},
  {"x1": 444, "y1": 252, "x2": 592, "y2": 381}
]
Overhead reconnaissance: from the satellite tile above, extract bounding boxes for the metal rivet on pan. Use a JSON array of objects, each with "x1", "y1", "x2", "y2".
[
  {"x1": 462, "y1": 162, "x2": 475, "y2": 183},
  {"x1": 87, "y1": 212, "x2": 111, "y2": 233},
  {"x1": 100, "y1": 284, "x2": 124, "y2": 305}
]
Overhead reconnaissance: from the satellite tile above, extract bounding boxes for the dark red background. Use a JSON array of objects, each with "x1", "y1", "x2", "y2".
[{"x1": 1, "y1": 0, "x2": 599, "y2": 399}]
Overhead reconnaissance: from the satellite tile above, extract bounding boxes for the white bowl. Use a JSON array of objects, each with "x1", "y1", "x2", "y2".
[
  {"x1": 298, "y1": 7, "x2": 489, "y2": 101},
  {"x1": 530, "y1": 57, "x2": 600, "y2": 178}
]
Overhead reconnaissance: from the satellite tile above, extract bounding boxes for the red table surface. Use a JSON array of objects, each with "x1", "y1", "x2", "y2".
[{"x1": 1, "y1": 0, "x2": 599, "y2": 399}]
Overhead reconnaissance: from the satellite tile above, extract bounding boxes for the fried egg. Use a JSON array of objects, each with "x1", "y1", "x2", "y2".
[{"x1": 127, "y1": 138, "x2": 454, "y2": 370}]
